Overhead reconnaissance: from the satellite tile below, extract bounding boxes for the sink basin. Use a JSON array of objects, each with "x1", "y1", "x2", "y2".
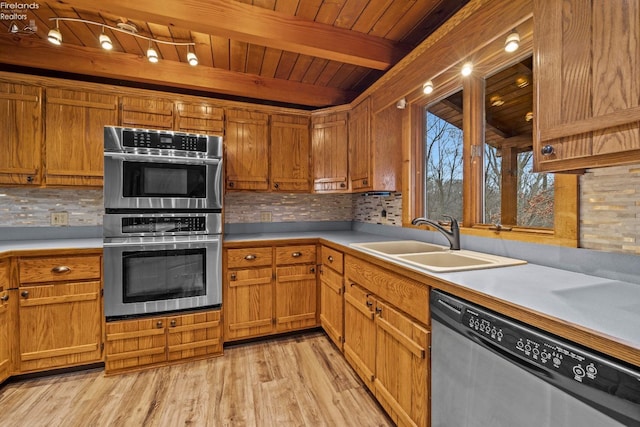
[
  {"x1": 350, "y1": 241, "x2": 526, "y2": 272},
  {"x1": 396, "y1": 250, "x2": 526, "y2": 272},
  {"x1": 350, "y1": 240, "x2": 447, "y2": 255}
]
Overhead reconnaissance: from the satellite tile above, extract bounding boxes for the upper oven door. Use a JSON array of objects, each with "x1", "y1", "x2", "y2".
[{"x1": 104, "y1": 153, "x2": 223, "y2": 211}]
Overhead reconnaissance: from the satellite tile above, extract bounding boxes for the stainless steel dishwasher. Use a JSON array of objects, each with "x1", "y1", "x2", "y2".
[{"x1": 430, "y1": 290, "x2": 640, "y2": 427}]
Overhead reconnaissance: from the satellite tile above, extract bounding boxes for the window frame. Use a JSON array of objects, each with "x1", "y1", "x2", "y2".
[{"x1": 403, "y1": 39, "x2": 578, "y2": 247}]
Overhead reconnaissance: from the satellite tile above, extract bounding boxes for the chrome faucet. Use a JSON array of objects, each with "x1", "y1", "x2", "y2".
[{"x1": 411, "y1": 216, "x2": 460, "y2": 250}]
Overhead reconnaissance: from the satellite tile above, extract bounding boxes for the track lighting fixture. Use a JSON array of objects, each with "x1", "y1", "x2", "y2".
[
  {"x1": 147, "y1": 42, "x2": 159, "y2": 63},
  {"x1": 99, "y1": 27, "x2": 113, "y2": 50},
  {"x1": 504, "y1": 30, "x2": 520, "y2": 53},
  {"x1": 423, "y1": 80, "x2": 434, "y2": 95},
  {"x1": 47, "y1": 20, "x2": 62, "y2": 45},
  {"x1": 47, "y1": 17, "x2": 197, "y2": 66},
  {"x1": 187, "y1": 50, "x2": 198, "y2": 66}
]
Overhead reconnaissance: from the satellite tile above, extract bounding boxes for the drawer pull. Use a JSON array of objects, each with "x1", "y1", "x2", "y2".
[
  {"x1": 327, "y1": 256, "x2": 334, "y2": 262},
  {"x1": 291, "y1": 252, "x2": 302, "y2": 258},
  {"x1": 51, "y1": 265, "x2": 71, "y2": 274},
  {"x1": 156, "y1": 321, "x2": 164, "y2": 329},
  {"x1": 244, "y1": 254, "x2": 257, "y2": 261},
  {"x1": 0, "y1": 294, "x2": 8, "y2": 302}
]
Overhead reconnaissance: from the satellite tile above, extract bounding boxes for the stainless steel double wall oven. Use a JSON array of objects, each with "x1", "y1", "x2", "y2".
[{"x1": 103, "y1": 126, "x2": 223, "y2": 320}]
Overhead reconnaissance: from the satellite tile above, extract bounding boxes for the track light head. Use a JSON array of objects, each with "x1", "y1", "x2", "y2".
[
  {"x1": 47, "y1": 21, "x2": 62, "y2": 45},
  {"x1": 147, "y1": 46, "x2": 159, "y2": 63},
  {"x1": 504, "y1": 30, "x2": 520, "y2": 53},
  {"x1": 187, "y1": 51, "x2": 198, "y2": 66},
  {"x1": 99, "y1": 33, "x2": 113, "y2": 50},
  {"x1": 423, "y1": 80, "x2": 434, "y2": 95}
]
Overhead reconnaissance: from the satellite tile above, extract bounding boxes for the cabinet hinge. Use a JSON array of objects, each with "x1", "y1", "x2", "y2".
[
  {"x1": 100, "y1": 342, "x2": 104, "y2": 352},
  {"x1": 100, "y1": 288, "x2": 104, "y2": 297}
]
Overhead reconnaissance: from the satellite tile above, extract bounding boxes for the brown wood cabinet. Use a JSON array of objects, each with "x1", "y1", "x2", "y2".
[
  {"x1": 270, "y1": 114, "x2": 311, "y2": 192},
  {"x1": 120, "y1": 95, "x2": 173, "y2": 130},
  {"x1": 105, "y1": 309, "x2": 222, "y2": 374},
  {"x1": 312, "y1": 110, "x2": 349, "y2": 193},
  {"x1": 0, "y1": 260, "x2": 13, "y2": 384},
  {"x1": 17, "y1": 254, "x2": 103, "y2": 373},
  {"x1": 274, "y1": 245, "x2": 317, "y2": 332},
  {"x1": 319, "y1": 245, "x2": 345, "y2": 349},
  {"x1": 224, "y1": 244, "x2": 318, "y2": 341},
  {"x1": 348, "y1": 97, "x2": 401, "y2": 192},
  {"x1": 44, "y1": 88, "x2": 118, "y2": 187},
  {"x1": 349, "y1": 98, "x2": 371, "y2": 191},
  {"x1": 344, "y1": 255, "x2": 430, "y2": 427},
  {"x1": 0, "y1": 81, "x2": 42, "y2": 186},
  {"x1": 175, "y1": 101, "x2": 225, "y2": 134},
  {"x1": 225, "y1": 109, "x2": 270, "y2": 191},
  {"x1": 534, "y1": 0, "x2": 640, "y2": 172},
  {"x1": 343, "y1": 282, "x2": 377, "y2": 391}
]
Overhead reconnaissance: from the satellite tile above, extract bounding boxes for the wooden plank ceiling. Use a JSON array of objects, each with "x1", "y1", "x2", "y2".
[{"x1": 0, "y1": 0, "x2": 468, "y2": 108}]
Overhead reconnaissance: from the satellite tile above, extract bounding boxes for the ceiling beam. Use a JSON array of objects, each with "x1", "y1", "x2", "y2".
[
  {"x1": 54, "y1": 0, "x2": 407, "y2": 70},
  {"x1": 0, "y1": 37, "x2": 354, "y2": 107}
]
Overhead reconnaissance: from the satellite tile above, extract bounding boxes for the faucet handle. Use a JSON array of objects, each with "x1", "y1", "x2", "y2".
[{"x1": 441, "y1": 215, "x2": 458, "y2": 227}]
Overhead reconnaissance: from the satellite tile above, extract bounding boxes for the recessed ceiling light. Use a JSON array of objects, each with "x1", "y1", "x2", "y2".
[{"x1": 461, "y1": 62, "x2": 473, "y2": 76}]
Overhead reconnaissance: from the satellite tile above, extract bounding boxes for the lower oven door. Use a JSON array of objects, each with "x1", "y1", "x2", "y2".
[{"x1": 103, "y1": 234, "x2": 222, "y2": 319}]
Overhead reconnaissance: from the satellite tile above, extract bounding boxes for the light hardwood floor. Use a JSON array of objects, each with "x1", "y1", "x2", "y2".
[{"x1": 0, "y1": 331, "x2": 393, "y2": 427}]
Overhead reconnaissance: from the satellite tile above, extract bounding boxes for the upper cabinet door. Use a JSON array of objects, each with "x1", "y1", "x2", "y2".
[
  {"x1": 45, "y1": 88, "x2": 118, "y2": 187},
  {"x1": 175, "y1": 101, "x2": 224, "y2": 135},
  {"x1": 349, "y1": 98, "x2": 371, "y2": 191},
  {"x1": 120, "y1": 95, "x2": 173, "y2": 130},
  {"x1": 270, "y1": 114, "x2": 310, "y2": 192},
  {"x1": 312, "y1": 111, "x2": 349, "y2": 193},
  {"x1": 0, "y1": 82, "x2": 42, "y2": 185},
  {"x1": 225, "y1": 109, "x2": 270, "y2": 191},
  {"x1": 534, "y1": 0, "x2": 640, "y2": 172}
]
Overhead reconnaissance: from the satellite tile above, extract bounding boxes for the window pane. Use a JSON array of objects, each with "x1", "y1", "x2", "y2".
[
  {"x1": 484, "y1": 144, "x2": 501, "y2": 224},
  {"x1": 424, "y1": 95, "x2": 464, "y2": 222},
  {"x1": 517, "y1": 152, "x2": 554, "y2": 227}
]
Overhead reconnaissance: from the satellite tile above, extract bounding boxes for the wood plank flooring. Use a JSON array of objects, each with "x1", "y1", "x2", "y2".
[{"x1": 0, "y1": 331, "x2": 393, "y2": 427}]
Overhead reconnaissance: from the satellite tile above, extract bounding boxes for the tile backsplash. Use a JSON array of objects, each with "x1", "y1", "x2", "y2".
[
  {"x1": 580, "y1": 164, "x2": 640, "y2": 254},
  {"x1": 0, "y1": 188, "x2": 103, "y2": 227}
]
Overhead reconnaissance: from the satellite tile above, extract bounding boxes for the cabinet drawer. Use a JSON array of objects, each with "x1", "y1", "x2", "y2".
[
  {"x1": 275, "y1": 245, "x2": 316, "y2": 265},
  {"x1": 321, "y1": 246, "x2": 344, "y2": 274},
  {"x1": 227, "y1": 247, "x2": 273, "y2": 268},
  {"x1": 19, "y1": 255, "x2": 101, "y2": 284}
]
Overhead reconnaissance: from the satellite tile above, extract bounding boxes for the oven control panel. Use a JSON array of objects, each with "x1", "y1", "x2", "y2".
[
  {"x1": 123, "y1": 130, "x2": 208, "y2": 152},
  {"x1": 122, "y1": 216, "x2": 207, "y2": 234}
]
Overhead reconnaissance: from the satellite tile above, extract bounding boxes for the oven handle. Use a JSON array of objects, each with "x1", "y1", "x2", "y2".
[
  {"x1": 104, "y1": 152, "x2": 220, "y2": 165},
  {"x1": 103, "y1": 236, "x2": 221, "y2": 247}
]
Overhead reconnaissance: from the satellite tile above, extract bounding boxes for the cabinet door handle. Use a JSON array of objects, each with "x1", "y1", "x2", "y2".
[
  {"x1": 274, "y1": 183, "x2": 280, "y2": 189},
  {"x1": 228, "y1": 181, "x2": 235, "y2": 188},
  {"x1": 21, "y1": 290, "x2": 29, "y2": 299},
  {"x1": 244, "y1": 254, "x2": 256, "y2": 260},
  {"x1": 0, "y1": 294, "x2": 8, "y2": 302},
  {"x1": 375, "y1": 306, "x2": 382, "y2": 315},
  {"x1": 230, "y1": 272, "x2": 237, "y2": 281},
  {"x1": 156, "y1": 321, "x2": 164, "y2": 329},
  {"x1": 366, "y1": 300, "x2": 373, "y2": 308},
  {"x1": 51, "y1": 265, "x2": 71, "y2": 274},
  {"x1": 26, "y1": 176, "x2": 34, "y2": 183},
  {"x1": 310, "y1": 267, "x2": 316, "y2": 273},
  {"x1": 170, "y1": 319, "x2": 177, "y2": 327},
  {"x1": 327, "y1": 256, "x2": 334, "y2": 263},
  {"x1": 291, "y1": 252, "x2": 302, "y2": 258}
]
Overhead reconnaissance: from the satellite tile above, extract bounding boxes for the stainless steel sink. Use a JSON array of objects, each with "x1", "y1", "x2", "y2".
[
  {"x1": 350, "y1": 241, "x2": 526, "y2": 272},
  {"x1": 350, "y1": 240, "x2": 447, "y2": 255}
]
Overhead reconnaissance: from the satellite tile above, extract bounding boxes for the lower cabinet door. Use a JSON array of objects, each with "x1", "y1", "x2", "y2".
[
  {"x1": 167, "y1": 310, "x2": 222, "y2": 361},
  {"x1": 319, "y1": 266, "x2": 344, "y2": 349},
  {"x1": 343, "y1": 282, "x2": 376, "y2": 391},
  {"x1": 225, "y1": 267, "x2": 274, "y2": 340},
  {"x1": 0, "y1": 289, "x2": 13, "y2": 383},
  {"x1": 374, "y1": 300, "x2": 430, "y2": 427},
  {"x1": 105, "y1": 317, "x2": 167, "y2": 374},
  {"x1": 275, "y1": 264, "x2": 317, "y2": 332},
  {"x1": 18, "y1": 281, "x2": 102, "y2": 372}
]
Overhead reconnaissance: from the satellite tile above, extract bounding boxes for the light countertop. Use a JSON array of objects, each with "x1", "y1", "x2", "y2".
[{"x1": 2, "y1": 231, "x2": 639, "y2": 363}]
